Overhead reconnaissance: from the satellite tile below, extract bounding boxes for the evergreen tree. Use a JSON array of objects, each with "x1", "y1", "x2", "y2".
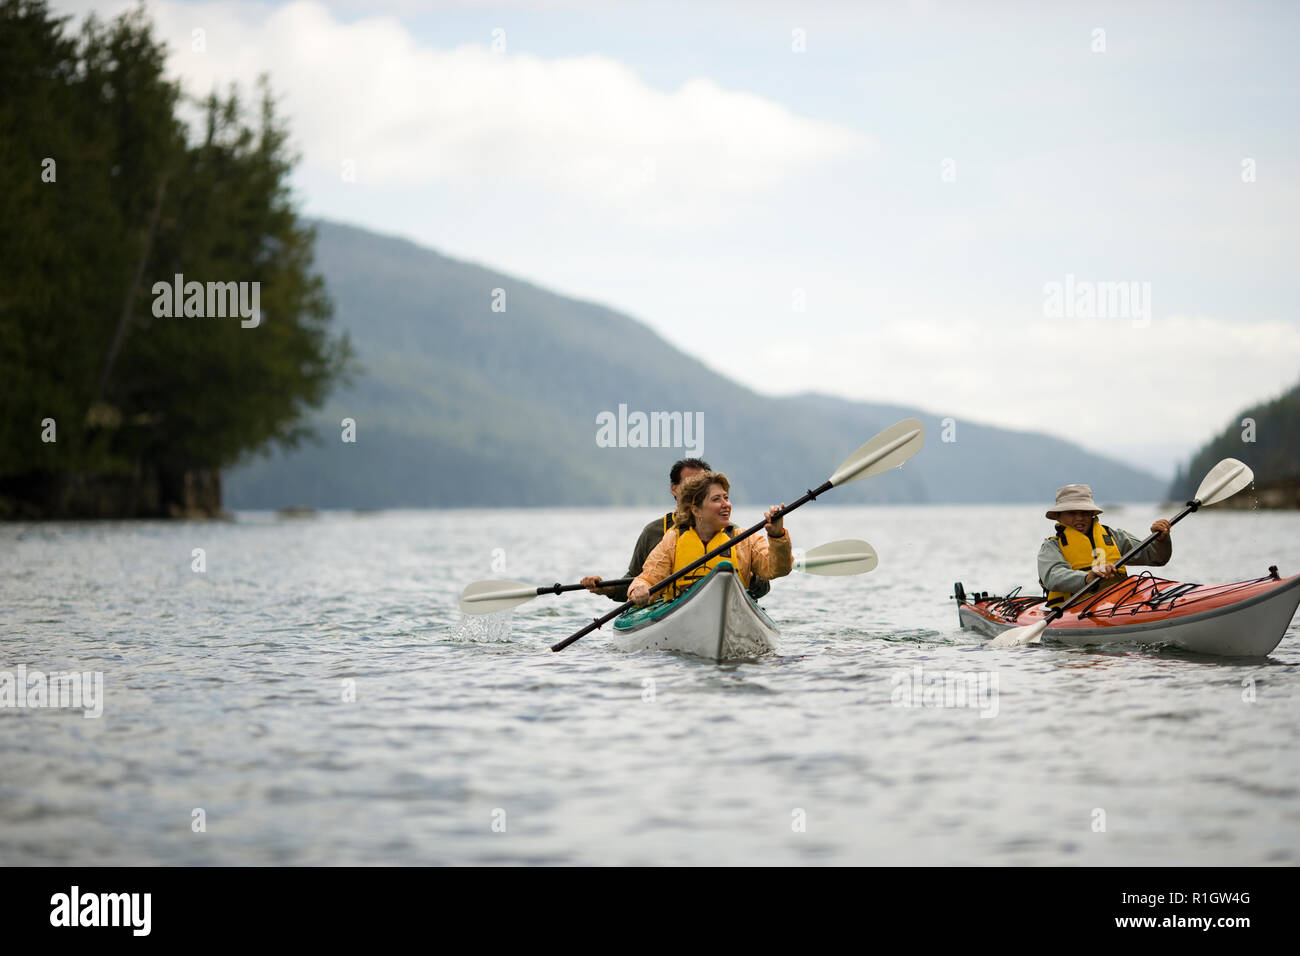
[
  {"x1": 1168, "y1": 378, "x2": 1300, "y2": 499},
  {"x1": 0, "y1": 0, "x2": 352, "y2": 516}
]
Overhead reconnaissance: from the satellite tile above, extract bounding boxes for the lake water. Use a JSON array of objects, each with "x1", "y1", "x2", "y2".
[{"x1": 2, "y1": 504, "x2": 1298, "y2": 865}]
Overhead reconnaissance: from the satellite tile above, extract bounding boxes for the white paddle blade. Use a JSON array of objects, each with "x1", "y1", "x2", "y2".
[
  {"x1": 1194, "y1": 458, "x2": 1254, "y2": 506},
  {"x1": 459, "y1": 580, "x2": 538, "y2": 615},
  {"x1": 799, "y1": 539, "x2": 878, "y2": 576},
  {"x1": 829, "y1": 418, "x2": 925, "y2": 487},
  {"x1": 988, "y1": 619, "x2": 1048, "y2": 648}
]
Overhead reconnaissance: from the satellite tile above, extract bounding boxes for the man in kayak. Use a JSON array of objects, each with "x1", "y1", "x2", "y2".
[
  {"x1": 1039, "y1": 483, "x2": 1172, "y2": 607},
  {"x1": 581, "y1": 458, "x2": 772, "y2": 602},
  {"x1": 628, "y1": 471, "x2": 792, "y2": 606}
]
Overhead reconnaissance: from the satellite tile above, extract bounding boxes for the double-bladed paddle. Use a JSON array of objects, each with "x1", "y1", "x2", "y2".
[
  {"x1": 988, "y1": 457, "x2": 1255, "y2": 648},
  {"x1": 459, "y1": 577, "x2": 633, "y2": 615},
  {"x1": 550, "y1": 418, "x2": 926, "y2": 652},
  {"x1": 459, "y1": 538, "x2": 879, "y2": 615}
]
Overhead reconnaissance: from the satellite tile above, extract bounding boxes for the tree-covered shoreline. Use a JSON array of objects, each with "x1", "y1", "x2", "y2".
[
  {"x1": 1168, "y1": 377, "x2": 1300, "y2": 508},
  {"x1": 0, "y1": 0, "x2": 353, "y2": 518}
]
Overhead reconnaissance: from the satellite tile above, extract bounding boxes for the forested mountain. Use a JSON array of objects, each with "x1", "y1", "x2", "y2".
[
  {"x1": 1169, "y1": 378, "x2": 1300, "y2": 506},
  {"x1": 224, "y1": 220, "x2": 1165, "y2": 508},
  {"x1": 0, "y1": 1, "x2": 1166, "y2": 517}
]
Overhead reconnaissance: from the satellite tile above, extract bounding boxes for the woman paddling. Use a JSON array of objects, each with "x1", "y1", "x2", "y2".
[
  {"x1": 628, "y1": 471, "x2": 793, "y2": 606},
  {"x1": 581, "y1": 457, "x2": 770, "y2": 602}
]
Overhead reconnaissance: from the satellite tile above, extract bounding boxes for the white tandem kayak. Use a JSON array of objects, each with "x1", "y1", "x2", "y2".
[{"x1": 611, "y1": 563, "x2": 779, "y2": 661}]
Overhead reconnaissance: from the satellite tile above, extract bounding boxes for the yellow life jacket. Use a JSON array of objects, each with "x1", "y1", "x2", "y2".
[
  {"x1": 1044, "y1": 521, "x2": 1126, "y2": 606},
  {"x1": 669, "y1": 525, "x2": 744, "y2": 600}
]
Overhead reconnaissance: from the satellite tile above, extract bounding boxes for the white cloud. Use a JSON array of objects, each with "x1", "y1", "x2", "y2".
[{"x1": 71, "y1": 0, "x2": 872, "y2": 229}]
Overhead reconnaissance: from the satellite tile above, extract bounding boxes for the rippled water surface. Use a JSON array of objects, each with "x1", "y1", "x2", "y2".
[{"x1": 2, "y1": 504, "x2": 1298, "y2": 865}]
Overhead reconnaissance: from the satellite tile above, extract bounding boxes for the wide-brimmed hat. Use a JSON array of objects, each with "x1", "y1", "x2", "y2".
[{"x1": 1046, "y1": 483, "x2": 1103, "y2": 519}]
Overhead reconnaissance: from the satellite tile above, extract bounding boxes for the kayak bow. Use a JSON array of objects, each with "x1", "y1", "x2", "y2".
[{"x1": 612, "y1": 563, "x2": 779, "y2": 661}]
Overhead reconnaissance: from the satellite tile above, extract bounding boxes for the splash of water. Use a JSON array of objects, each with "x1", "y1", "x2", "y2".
[{"x1": 446, "y1": 610, "x2": 515, "y2": 643}]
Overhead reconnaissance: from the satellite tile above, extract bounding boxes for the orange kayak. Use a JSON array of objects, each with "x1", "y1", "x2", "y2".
[{"x1": 955, "y1": 568, "x2": 1300, "y2": 657}]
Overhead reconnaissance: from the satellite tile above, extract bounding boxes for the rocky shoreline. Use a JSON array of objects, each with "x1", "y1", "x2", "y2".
[{"x1": 0, "y1": 467, "x2": 225, "y2": 520}]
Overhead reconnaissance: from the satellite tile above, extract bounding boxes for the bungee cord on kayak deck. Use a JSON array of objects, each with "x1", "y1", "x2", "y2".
[
  {"x1": 1072, "y1": 572, "x2": 1278, "y2": 618},
  {"x1": 979, "y1": 573, "x2": 1279, "y2": 624}
]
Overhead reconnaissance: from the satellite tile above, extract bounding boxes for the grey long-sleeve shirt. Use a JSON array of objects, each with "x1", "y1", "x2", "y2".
[
  {"x1": 599, "y1": 512, "x2": 771, "y2": 602},
  {"x1": 1037, "y1": 522, "x2": 1172, "y2": 598}
]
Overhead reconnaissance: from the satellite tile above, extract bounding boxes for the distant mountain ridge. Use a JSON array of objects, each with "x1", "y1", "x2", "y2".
[{"x1": 223, "y1": 220, "x2": 1165, "y2": 508}]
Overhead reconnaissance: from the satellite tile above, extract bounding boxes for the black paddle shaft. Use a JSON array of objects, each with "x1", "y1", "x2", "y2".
[
  {"x1": 536, "y1": 578, "x2": 632, "y2": 596},
  {"x1": 550, "y1": 479, "x2": 833, "y2": 652},
  {"x1": 1048, "y1": 499, "x2": 1197, "y2": 621}
]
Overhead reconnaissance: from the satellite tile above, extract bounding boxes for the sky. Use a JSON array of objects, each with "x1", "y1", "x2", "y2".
[{"x1": 55, "y1": 0, "x2": 1300, "y2": 478}]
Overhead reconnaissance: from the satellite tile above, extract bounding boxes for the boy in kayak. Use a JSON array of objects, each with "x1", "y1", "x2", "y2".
[
  {"x1": 1039, "y1": 484, "x2": 1172, "y2": 607},
  {"x1": 629, "y1": 471, "x2": 792, "y2": 606},
  {"x1": 581, "y1": 458, "x2": 772, "y2": 602}
]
